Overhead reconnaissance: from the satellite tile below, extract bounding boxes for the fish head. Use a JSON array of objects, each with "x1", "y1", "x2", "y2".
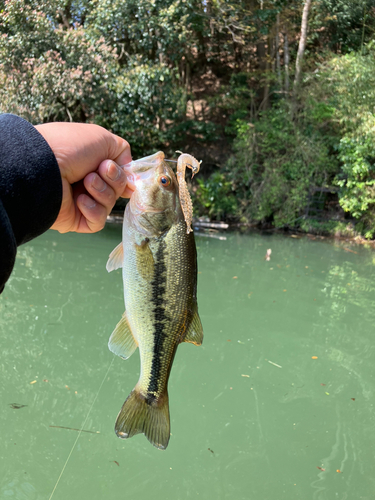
[{"x1": 125, "y1": 152, "x2": 180, "y2": 236}]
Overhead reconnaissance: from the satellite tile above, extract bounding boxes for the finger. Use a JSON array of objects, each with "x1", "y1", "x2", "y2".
[
  {"x1": 36, "y1": 123, "x2": 132, "y2": 183},
  {"x1": 110, "y1": 136, "x2": 132, "y2": 166},
  {"x1": 84, "y1": 172, "x2": 117, "y2": 215},
  {"x1": 97, "y1": 159, "x2": 134, "y2": 198},
  {"x1": 76, "y1": 194, "x2": 108, "y2": 233}
]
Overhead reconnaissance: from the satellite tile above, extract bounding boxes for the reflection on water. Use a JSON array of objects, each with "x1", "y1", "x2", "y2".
[{"x1": 1, "y1": 228, "x2": 375, "y2": 499}]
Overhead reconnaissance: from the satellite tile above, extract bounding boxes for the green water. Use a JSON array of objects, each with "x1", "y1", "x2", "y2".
[{"x1": 1, "y1": 227, "x2": 375, "y2": 500}]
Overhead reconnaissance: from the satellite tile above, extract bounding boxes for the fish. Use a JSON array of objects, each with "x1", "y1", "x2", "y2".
[{"x1": 106, "y1": 151, "x2": 203, "y2": 450}]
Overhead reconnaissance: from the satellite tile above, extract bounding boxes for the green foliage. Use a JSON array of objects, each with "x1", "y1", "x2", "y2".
[
  {"x1": 86, "y1": 0, "x2": 207, "y2": 65},
  {"x1": 104, "y1": 59, "x2": 185, "y2": 155},
  {"x1": 313, "y1": 44, "x2": 375, "y2": 237},
  {"x1": 312, "y1": 0, "x2": 374, "y2": 54},
  {"x1": 212, "y1": 72, "x2": 255, "y2": 136},
  {"x1": 335, "y1": 135, "x2": 375, "y2": 238},
  {"x1": 0, "y1": 0, "x2": 188, "y2": 151},
  {"x1": 194, "y1": 173, "x2": 238, "y2": 220},
  {"x1": 0, "y1": 0, "x2": 374, "y2": 238},
  {"x1": 0, "y1": 0, "x2": 116, "y2": 122},
  {"x1": 225, "y1": 101, "x2": 338, "y2": 227}
]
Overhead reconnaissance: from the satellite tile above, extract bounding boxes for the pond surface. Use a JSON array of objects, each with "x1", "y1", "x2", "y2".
[{"x1": 1, "y1": 226, "x2": 375, "y2": 500}]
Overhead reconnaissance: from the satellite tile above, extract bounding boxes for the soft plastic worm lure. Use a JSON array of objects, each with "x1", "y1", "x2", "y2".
[{"x1": 176, "y1": 151, "x2": 201, "y2": 234}]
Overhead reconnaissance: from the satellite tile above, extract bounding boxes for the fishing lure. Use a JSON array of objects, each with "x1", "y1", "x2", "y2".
[{"x1": 175, "y1": 151, "x2": 201, "y2": 234}]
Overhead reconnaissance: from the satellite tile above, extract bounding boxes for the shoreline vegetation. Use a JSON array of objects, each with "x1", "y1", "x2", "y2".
[
  {"x1": 107, "y1": 212, "x2": 375, "y2": 249},
  {"x1": 1, "y1": 1, "x2": 374, "y2": 239}
]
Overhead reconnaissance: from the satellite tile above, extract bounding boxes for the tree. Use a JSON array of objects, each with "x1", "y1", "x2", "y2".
[
  {"x1": 293, "y1": 0, "x2": 312, "y2": 93},
  {"x1": 0, "y1": 0, "x2": 116, "y2": 123}
]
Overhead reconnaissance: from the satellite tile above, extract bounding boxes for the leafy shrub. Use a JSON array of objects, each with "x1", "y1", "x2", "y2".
[
  {"x1": 225, "y1": 101, "x2": 338, "y2": 227},
  {"x1": 193, "y1": 172, "x2": 238, "y2": 220},
  {"x1": 314, "y1": 43, "x2": 375, "y2": 237},
  {"x1": 0, "y1": 1, "x2": 116, "y2": 123},
  {"x1": 105, "y1": 59, "x2": 186, "y2": 156}
]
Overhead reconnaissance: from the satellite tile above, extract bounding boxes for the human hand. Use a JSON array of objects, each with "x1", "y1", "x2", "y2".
[{"x1": 35, "y1": 122, "x2": 134, "y2": 233}]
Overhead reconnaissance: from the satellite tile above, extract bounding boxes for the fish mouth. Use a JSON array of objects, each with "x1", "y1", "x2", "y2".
[
  {"x1": 121, "y1": 152, "x2": 166, "y2": 192},
  {"x1": 122, "y1": 165, "x2": 154, "y2": 193}
]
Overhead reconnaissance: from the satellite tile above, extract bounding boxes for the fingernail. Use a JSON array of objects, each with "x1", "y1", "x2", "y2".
[
  {"x1": 92, "y1": 173, "x2": 106, "y2": 192},
  {"x1": 107, "y1": 161, "x2": 121, "y2": 181},
  {"x1": 82, "y1": 195, "x2": 96, "y2": 209}
]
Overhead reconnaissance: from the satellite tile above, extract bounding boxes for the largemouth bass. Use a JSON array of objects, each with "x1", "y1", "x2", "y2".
[{"x1": 106, "y1": 151, "x2": 203, "y2": 450}]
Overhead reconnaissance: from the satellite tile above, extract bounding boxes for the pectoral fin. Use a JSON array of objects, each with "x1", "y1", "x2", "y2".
[
  {"x1": 135, "y1": 239, "x2": 154, "y2": 280},
  {"x1": 184, "y1": 309, "x2": 203, "y2": 346},
  {"x1": 109, "y1": 313, "x2": 138, "y2": 360},
  {"x1": 106, "y1": 242, "x2": 124, "y2": 272}
]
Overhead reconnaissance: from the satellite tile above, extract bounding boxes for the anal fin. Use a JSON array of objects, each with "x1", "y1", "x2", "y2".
[
  {"x1": 184, "y1": 309, "x2": 203, "y2": 346},
  {"x1": 109, "y1": 313, "x2": 137, "y2": 360}
]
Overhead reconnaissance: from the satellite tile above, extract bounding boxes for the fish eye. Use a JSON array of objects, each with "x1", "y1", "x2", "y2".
[{"x1": 159, "y1": 175, "x2": 171, "y2": 187}]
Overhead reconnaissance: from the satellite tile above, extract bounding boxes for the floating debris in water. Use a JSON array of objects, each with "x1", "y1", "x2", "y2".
[
  {"x1": 268, "y1": 360, "x2": 282, "y2": 368},
  {"x1": 49, "y1": 425, "x2": 100, "y2": 434},
  {"x1": 9, "y1": 403, "x2": 27, "y2": 409}
]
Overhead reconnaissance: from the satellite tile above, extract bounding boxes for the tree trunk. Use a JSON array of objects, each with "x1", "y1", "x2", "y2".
[
  {"x1": 256, "y1": 39, "x2": 269, "y2": 110},
  {"x1": 293, "y1": 0, "x2": 312, "y2": 93},
  {"x1": 284, "y1": 32, "x2": 290, "y2": 93},
  {"x1": 275, "y1": 14, "x2": 282, "y2": 89}
]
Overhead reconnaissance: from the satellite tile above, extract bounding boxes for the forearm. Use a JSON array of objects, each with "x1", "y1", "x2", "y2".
[{"x1": 0, "y1": 114, "x2": 62, "y2": 292}]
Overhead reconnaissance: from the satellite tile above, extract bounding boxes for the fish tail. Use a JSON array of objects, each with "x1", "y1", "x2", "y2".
[{"x1": 115, "y1": 387, "x2": 170, "y2": 450}]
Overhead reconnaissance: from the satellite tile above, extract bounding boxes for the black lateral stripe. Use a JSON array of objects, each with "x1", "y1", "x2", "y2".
[{"x1": 147, "y1": 237, "x2": 168, "y2": 401}]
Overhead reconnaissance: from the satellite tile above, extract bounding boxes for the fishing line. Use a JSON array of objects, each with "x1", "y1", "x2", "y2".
[{"x1": 48, "y1": 357, "x2": 114, "y2": 500}]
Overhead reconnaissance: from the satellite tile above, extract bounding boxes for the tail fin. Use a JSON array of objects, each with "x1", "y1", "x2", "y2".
[{"x1": 115, "y1": 388, "x2": 170, "y2": 450}]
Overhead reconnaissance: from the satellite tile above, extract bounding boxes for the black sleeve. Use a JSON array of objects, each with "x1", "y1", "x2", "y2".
[{"x1": 0, "y1": 114, "x2": 62, "y2": 293}]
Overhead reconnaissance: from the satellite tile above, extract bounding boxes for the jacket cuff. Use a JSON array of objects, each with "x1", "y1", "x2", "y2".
[
  {"x1": 0, "y1": 198, "x2": 17, "y2": 293},
  {"x1": 0, "y1": 114, "x2": 62, "y2": 245}
]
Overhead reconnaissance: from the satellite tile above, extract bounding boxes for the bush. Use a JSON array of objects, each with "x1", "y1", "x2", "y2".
[
  {"x1": 225, "y1": 101, "x2": 338, "y2": 227},
  {"x1": 315, "y1": 43, "x2": 375, "y2": 237},
  {"x1": 105, "y1": 59, "x2": 186, "y2": 156},
  {"x1": 193, "y1": 172, "x2": 238, "y2": 220}
]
